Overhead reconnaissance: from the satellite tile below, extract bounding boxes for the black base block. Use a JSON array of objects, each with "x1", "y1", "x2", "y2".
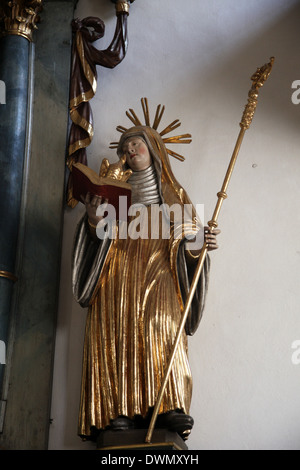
[{"x1": 97, "y1": 428, "x2": 189, "y2": 450}]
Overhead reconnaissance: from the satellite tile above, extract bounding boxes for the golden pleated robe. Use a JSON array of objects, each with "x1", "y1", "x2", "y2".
[{"x1": 78, "y1": 209, "x2": 197, "y2": 436}]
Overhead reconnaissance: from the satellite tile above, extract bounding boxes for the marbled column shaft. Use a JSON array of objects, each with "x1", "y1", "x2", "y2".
[{"x1": 0, "y1": 35, "x2": 29, "y2": 391}]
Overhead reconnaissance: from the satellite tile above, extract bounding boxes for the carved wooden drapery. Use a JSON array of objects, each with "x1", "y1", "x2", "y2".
[{"x1": 67, "y1": 9, "x2": 130, "y2": 207}]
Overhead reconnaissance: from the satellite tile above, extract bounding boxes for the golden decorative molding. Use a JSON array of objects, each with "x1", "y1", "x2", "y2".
[
  {"x1": 0, "y1": 0, "x2": 43, "y2": 42},
  {"x1": 115, "y1": 1, "x2": 130, "y2": 15},
  {"x1": 0, "y1": 270, "x2": 18, "y2": 282},
  {"x1": 112, "y1": 0, "x2": 135, "y2": 16}
]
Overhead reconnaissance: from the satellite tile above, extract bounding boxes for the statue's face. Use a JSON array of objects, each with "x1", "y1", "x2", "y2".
[{"x1": 123, "y1": 137, "x2": 152, "y2": 171}]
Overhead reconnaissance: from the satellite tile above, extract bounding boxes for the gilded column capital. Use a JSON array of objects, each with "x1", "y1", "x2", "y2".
[{"x1": 0, "y1": 0, "x2": 43, "y2": 42}]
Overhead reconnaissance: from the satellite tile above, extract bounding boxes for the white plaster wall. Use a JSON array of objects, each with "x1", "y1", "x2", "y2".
[{"x1": 49, "y1": 0, "x2": 300, "y2": 450}]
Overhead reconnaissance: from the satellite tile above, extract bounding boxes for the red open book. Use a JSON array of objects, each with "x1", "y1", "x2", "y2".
[{"x1": 72, "y1": 162, "x2": 132, "y2": 220}]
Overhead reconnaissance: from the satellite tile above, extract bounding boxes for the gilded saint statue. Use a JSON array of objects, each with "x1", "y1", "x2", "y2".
[{"x1": 72, "y1": 101, "x2": 220, "y2": 442}]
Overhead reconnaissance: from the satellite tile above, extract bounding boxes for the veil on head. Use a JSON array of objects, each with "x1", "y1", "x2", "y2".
[
  {"x1": 110, "y1": 99, "x2": 203, "y2": 242},
  {"x1": 111, "y1": 98, "x2": 194, "y2": 208}
]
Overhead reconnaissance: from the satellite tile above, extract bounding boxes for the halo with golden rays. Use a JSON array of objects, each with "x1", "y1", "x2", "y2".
[{"x1": 109, "y1": 97, "x2": 192, "y2": 162}]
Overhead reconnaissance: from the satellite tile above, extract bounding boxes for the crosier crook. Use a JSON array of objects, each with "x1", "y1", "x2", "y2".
[{"x1": 145, "y1": 56, "x2": 275, "y2": 444}]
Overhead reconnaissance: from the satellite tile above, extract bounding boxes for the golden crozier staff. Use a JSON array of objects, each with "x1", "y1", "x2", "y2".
[{"x1": 145, "y1": 56, "x2": 275, "y2": 443}]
